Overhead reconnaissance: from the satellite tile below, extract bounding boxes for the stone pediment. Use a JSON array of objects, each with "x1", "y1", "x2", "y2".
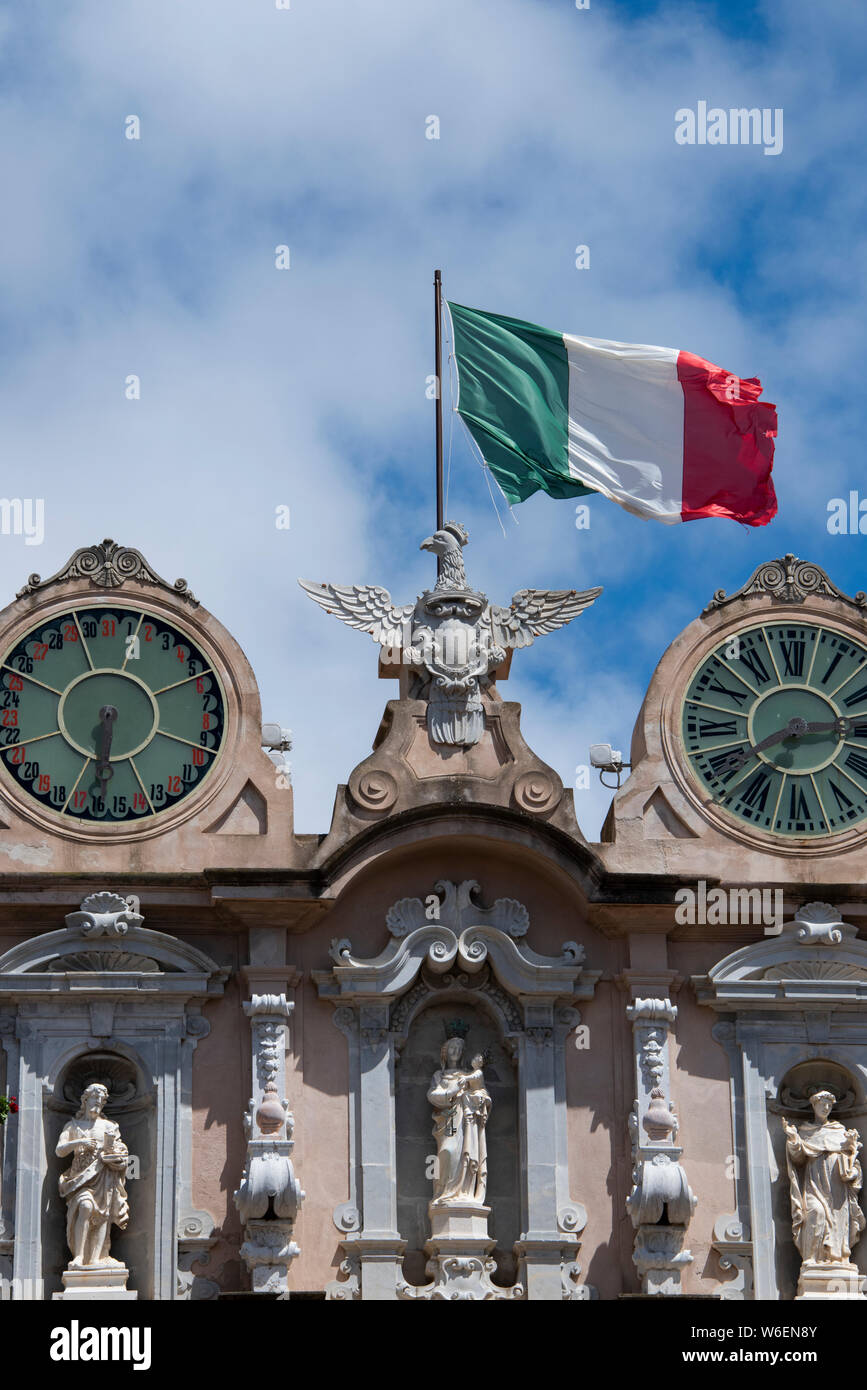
[
  {"x1": 693, "y1": 903, "x2": 867, "y2": 1008},
  {"x1": 0, "y1": 892, "x2": 227, "y2": 996},
  {"x1": 314, "y1": 878, "x2": 600, "y2": 1018},
  {"x1": 759, "y1": 961, "x2": 867, "y2": 983},
  {"x1": 702, "y1": 555, "x2": 866, "y2": 615},
  {"x1": 16, "y1": 538, "x2": 198, "y2": 605}
]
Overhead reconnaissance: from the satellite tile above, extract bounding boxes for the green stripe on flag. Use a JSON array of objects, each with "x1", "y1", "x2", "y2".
[{"x1": 448, "y1": 301, "x2": 594, "y2": 505}]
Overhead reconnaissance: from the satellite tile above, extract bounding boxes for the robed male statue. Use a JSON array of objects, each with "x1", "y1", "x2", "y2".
[
  {"x1": 57, "y1": 1083, "x2": 130, "y2": 1269},
  {"x1": 783, "y1": 1088, "x2": 865, "y2": 1271}
]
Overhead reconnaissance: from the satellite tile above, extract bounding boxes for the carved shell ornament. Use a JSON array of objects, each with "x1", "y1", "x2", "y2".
[
  {"x1": 64, "y1": 892, "x2": 144, "y2": 938},
  {"x1": 792, "y1": 901, "x2": 847, "y2": 944},
  {"x1": 385, "y1": 879, "x2": 530, "y2": 939},
  {"x1": 61, "y1": 1054, "x2": 139, "y2": 1110}
]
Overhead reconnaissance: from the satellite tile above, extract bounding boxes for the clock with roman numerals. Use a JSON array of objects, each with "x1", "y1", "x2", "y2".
[
  {"x1": 682, "y1": 620, "x2": 867, "y2": 838},
  {"x1": 0, "y1": 603, "x2": 226, "y2": 824}
]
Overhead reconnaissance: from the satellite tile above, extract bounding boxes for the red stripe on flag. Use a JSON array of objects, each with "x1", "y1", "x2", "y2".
[{"x1": 677, "y1": 350, "x2": 777, "y2": 526}]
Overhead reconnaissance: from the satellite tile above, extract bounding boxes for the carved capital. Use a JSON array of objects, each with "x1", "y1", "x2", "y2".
[
  {"x1": 239, "y1": 1219, "x2": 301, "y2": 1294},
  {"x1": 632, "y1": 1225, "x2": 694, "y2": 1293},
  {"x1": 243, "y1": 993, "x2": 294, "y2": 1020},
  {"x1": 525, "y1": 1026, "x2": 554, "y2": 1046},
  {"x1": 626, "y1": 997, "x2": 678, "y2": 1026}
]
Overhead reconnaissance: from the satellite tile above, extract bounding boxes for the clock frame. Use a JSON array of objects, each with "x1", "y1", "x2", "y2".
[
  {"x1": 0, "y1": 587, "x2": 239, "y2": 843},
  {"x1": 681, "y1": 619, "x2": 867, "y2": 838},
  {"x1": 660, "y1": 592, "x2": 867, "y2": 857}
]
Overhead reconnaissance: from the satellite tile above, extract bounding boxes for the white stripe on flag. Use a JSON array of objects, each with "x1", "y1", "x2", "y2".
[{"x1": 563, "y1": 333, "x2": 684, "y2": 523}]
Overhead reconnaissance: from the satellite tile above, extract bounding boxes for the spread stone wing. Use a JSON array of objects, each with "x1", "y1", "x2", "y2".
[
  {"x1": 298, "y1": 579, "x2": 416, "y2": 647},
  {"x1": 490, "y1": 586, "x2": 603, "y2": 650}
]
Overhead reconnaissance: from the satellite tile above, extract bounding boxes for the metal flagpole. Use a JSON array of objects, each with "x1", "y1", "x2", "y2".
[{"x1": 434, "y1": 270, "x2": 444, "y2": 574}]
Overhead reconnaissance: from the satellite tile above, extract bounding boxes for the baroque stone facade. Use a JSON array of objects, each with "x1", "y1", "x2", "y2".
[{"x1": 1, "y1": 540, "x2": 867, "y2": 1299}]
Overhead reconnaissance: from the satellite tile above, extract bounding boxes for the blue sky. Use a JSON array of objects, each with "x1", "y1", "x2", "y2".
[{"x1": 0, "y1": 0, "x2": 864, "y2": 836}]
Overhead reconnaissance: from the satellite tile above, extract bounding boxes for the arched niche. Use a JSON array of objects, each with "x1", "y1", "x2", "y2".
[
  {"x1": 43, "y1": 1046, "x2": 156, "y2": 1298},
  {"x1": 314, "y1": 878, "x2": 600, "y2": 1300},
  {"x1": 767, "y1": 1059, "x2": 866, "y2": 1301},
  {"x1": 694, "y1": 902, "x2": 867, "y2": 1300},
  {"x1": 395, "y1": 996, "x2": 520, "y2": 1288},
  {"x1": 0, "y1": 891, "x2": 227, "y2": 1301}
]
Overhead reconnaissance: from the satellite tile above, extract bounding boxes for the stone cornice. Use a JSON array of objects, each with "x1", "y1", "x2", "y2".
[
  {"x1": 693, "y1": 903, "x2": 867, "y2": 1010},
  {"x1": 2, "y1": 860, "x2": 867, "y2": 941}
]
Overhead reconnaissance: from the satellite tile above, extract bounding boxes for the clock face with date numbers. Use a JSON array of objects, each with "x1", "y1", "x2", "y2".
[
  {"x1": 682, "y1": 621, "x2": 867, "y2": 838},
  {"x1": 0, "y1": 605, "x2": 226, "y2": 825}
]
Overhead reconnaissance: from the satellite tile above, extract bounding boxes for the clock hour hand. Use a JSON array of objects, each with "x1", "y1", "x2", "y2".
[
  {"x1": 95, "y1": 704, "x2": 118, "y2": 801},
  {"x1": 721, "y1": 715, "x2": 850, "y2": 773}
]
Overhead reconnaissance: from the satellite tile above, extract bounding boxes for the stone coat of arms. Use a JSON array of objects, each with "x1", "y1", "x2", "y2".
[{"x1": 300, "y1": 521, "x2": 601, "y2": 748}]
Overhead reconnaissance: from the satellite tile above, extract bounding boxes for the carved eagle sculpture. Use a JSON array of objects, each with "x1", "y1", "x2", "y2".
[{"x1": 299, "y1": 520, "x2": 602, "y2": 748}]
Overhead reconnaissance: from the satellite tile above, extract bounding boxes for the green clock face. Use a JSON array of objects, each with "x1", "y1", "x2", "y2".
[
  {"x1": 682, "y1": 621, "x2": 867, "y2": 837},
  {"x1": 0, "y1": 605, "x2": 225, "y2": 824}
]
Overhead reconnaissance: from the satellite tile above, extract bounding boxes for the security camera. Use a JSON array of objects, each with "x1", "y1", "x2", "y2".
[
  {"x1": 589, "y1": 743, "x2": 622, "y2": 771},
  {"x1": 262, "y1": 723, "x2": 293, "y2": 752},
  {"x1": 589, "y1": 742, "x2": 631, "y2": 789}
]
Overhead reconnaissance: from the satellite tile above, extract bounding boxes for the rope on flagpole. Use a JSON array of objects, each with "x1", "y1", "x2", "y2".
[{"x1": 457, "y1": 414, "x2": 514, "y2": 539}]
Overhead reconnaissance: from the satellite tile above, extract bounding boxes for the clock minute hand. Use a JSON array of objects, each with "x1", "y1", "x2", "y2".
[
  {"x1": 804, "y1": 717, "x2": 851, "y2": 736},
  {"x1": 95, "y1": 704, "x2": 118, "y2": 800},
  {"x1": 722, "y1": 715, "x2": 850, "y2": 773}
]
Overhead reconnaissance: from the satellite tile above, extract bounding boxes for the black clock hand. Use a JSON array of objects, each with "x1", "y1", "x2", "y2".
[
  {"x1": 722, "y1": 715, "x2": 850, "y2": 773},
  {"x1": 95, "y1": 705, "x2": 117, "y2": 800},
  {"x1": 803, "y1": 718, "x2": 851, "y2": 735}
]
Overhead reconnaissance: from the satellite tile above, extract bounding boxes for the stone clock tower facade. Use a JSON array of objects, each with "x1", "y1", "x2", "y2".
[{"x1": 1, "y1": 540, "x2": 866, "y2": 1301}]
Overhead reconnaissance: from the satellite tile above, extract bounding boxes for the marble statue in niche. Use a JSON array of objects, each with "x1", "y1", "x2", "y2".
[
  {"x1": 428, "y1": 1026, "x2": 491, "y2": 1207},
  {"x1": 783, "y1": 1088, "x2": 865, "y2": 1274},
  {"x1": 57, "y1": 1083, "x2": 131, "y2": 1269}
]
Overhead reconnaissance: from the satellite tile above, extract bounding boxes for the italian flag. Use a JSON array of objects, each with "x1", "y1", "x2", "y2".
[{"x1": 448, "y1": 302, "x2": 777, "y2": 526}]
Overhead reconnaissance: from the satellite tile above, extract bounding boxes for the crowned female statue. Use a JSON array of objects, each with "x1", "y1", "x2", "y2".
[
  {"x1": 783, "y1": 1088, "x2": 865, "y2": 1276},
  {"x1": 57, "y1": 1083, "x2": 130, "y2": 1269},
  {"x1": 427, "y1": 1031, "x2": 491, "y2": 1207}
]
